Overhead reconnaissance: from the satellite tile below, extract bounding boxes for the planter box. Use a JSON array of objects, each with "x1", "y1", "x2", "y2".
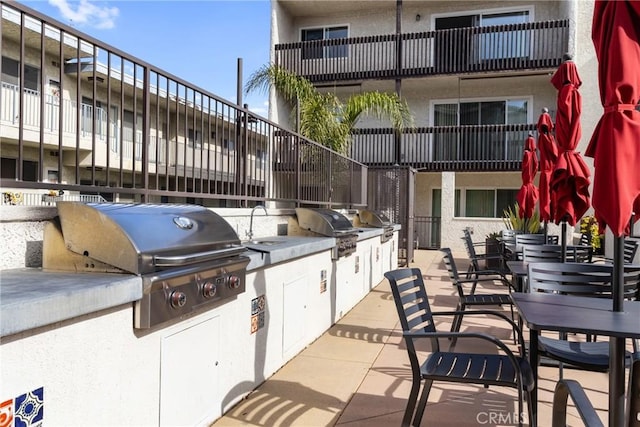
[{"x1": 485, "y1": 239, "x2": 502, "y2": 270}]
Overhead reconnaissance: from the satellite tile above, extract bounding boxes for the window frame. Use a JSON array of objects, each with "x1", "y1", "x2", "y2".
[
  {"x1": 299, "y1": 24, "x2": 349, "y2": 60},
  {"x1": 429, "y1": 95, "x2": 533, "y2": 126},
  {"x1": 455, "y1": 187, "x2": 519, "y2": 218}
]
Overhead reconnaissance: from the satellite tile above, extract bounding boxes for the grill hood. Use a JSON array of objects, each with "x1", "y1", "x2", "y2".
[
  {"x1": 294, "y1": 208, "x2": 358, "y2": 237},
  {"x1": 357, "y1": 209, "x2": 392, "y2": 228},
  {"x1": 51, "y1": 202, "x2": 244, "y2": 274}
]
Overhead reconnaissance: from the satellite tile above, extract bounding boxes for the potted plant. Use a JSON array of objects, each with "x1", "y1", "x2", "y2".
[
  {"x1": 485, "y1": 231, "x2": 502, "y2": 269},
  {"x1": 502, "y1": 203, "x2": 542, "y2": 234}
]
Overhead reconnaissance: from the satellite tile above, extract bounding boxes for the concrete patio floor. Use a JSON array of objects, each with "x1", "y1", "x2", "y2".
[{"x1": 212, "y1": 249, "x2": 620, "y2": 426}]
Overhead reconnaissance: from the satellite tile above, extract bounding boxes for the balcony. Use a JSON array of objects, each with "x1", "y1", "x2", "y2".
[
  {"x1": 350, "y1": 124, "x2": 536, "y2": 172},
  {"x1": 275, "y1": 20, "x2": 569, "y2": 83}
]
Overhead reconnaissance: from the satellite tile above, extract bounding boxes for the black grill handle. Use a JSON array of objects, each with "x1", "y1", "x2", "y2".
[{"x1": 153, "y1": 246, "x2": 247, "y2": 267}]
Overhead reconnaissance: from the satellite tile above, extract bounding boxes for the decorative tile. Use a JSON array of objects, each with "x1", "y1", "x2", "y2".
[
  {"x1": 0, "y1": 399, "x2": 14, "y2": 427},
  {"x1": 250, "y1": 295, "x2": 266, "y2": 334},
  {"x1": 1, "y1": 387, "x2": 44, "y2": 427},
  {"x1": 320, "y1": 269, "x2": 327, "y2": 293}
]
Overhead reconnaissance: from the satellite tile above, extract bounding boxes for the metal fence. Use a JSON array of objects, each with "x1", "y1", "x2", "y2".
[{"x1": 0, "y1": 1, "x2": 366, "y2": 209}]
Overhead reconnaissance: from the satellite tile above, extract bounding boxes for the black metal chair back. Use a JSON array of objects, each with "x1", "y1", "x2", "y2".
[
  {"x1": 547, "y1": 234, "x2": 559, "y2": 244},
  {"x1": 528, "y1": 262, "x2": 640, "y2": 299},
  {"x1": 440, "y1": 248, "x2": 515, "y2": 335},
  {"x1": 523, "y1": 244, "x2": 592, "y2": 263},
  {"x1": 624, "y1": 239, "x2": 639, "y2": 263}
]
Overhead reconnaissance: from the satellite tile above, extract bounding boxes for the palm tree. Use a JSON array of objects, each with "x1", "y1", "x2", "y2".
[{"x1": 245, "y1": 64, "x2": 413, "y2": 154}]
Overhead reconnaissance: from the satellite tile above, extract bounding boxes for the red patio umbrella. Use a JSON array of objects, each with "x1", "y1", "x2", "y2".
[
  {"x1": 586, "y1": 2, "x2": 640, "y2": 425},
  {"x1": 516, "y1": 134, "x2": 539, "y2": 219},
  {"x1": 550, "y1": 58, "x2": 591, "y2": 228},
  {"x1": 536, "y1": 108, "x2": 558, "y2": 224}
]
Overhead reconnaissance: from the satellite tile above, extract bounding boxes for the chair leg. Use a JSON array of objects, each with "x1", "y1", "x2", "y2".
[
  {"x1": 412, "y1": 379, "x2": 433, "y2": 427},
  {"x1": 450, "y1": 303, "x2": 464, "y2": 333},
  {"x1": 402, "y1": 376, "x2": 422, "y2": 427},
  {"x1": 517, "y1": 386, "x2": 524, "y2": 427},
  {"x1": 509, "y1": 305, "x2": 517, "y2": 345},
  {"x1": 526, "y1": 389, "x2": 535, "y2": 427}
]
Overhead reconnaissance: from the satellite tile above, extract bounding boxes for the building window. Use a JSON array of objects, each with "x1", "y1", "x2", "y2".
[
  {"x1": 47, "y1": 170, "x2": 59, "y2": 183},
  {"x1": 434, "y1": 9, "x2": 531, "y2": 65},
  {"x1": 188, "y1": 129, "x2": 201, "y2": 148},
  {"x1": 48, "y1": 79, "x2": 60, "y2": 105},
  {"x1": 455, "y1": 188, "x2": 519, "y2": 218},
  {"x1": 434, "y1": 98, "x2": 529, "y2": 126},
  {"x1": 1, "y1": 56, "x2": 40, "y2": 91},
  {"x1": 301, "y1": 26, "x2": 348, "y2": 59},
  {"x1": 223, "y1": 139, "x2": 235, "y2": 151}
]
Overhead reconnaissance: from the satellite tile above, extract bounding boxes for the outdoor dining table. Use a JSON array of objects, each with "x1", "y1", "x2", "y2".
[{"x1": 511, "y1": 292, "x2": 640, "y2": 427}]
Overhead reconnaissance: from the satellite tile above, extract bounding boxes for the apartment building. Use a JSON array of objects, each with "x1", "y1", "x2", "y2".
[
  {"x1": 271, "y1": 0, "x2": 600, "y2": 250},
  {"x1": 1, "y1": 1, "x2": 365, "y2": 209}
]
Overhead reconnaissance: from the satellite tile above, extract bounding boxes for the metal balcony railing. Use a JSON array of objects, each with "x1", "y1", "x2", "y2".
[
  {"x1": 350, "y1": 124, "x2": 537, "y2": 172},
  {"x1": 0, "y1": 1, "x2": 366, "y2": 208},
  {"x1": 275, "y1": 20, "x2": 569, "y2": 82}
]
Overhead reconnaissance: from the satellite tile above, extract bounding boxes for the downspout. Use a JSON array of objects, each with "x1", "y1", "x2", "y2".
[{"x1": 394, "y1": 0, "x2": 402, "y2": 165}]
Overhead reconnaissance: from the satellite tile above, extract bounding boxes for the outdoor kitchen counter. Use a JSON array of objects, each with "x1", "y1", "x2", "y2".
[
  {"x1": 244, "y1": 228, "x2": 388, "y2": 270},
  {"x1": 0, "y1": 270, "x2": 142, "y2": 337},
  {"x1": 1, "y1": 232, "x2": 391, "y2": 337}
]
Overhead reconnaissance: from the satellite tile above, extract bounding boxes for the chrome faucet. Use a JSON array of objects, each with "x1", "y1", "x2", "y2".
[{"x1": 246, "y1": 205, "x2": 268, "y2": 241}]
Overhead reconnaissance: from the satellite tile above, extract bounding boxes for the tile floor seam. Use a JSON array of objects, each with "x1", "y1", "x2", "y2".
[{"x1": 283, "y1": 353, "x2": 375, "y2": 368}]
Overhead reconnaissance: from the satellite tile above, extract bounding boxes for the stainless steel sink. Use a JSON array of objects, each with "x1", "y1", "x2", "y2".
[{"x1": 244, "y1": 240, "x2": 284, "y2": 247}]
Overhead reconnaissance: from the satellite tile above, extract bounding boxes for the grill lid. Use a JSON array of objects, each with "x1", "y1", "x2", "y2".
[
  {"x1": 358, "y1": 209, "x2": 392, "y2": 228},
  {"x1": 54, "y1": 202, "x2": 244, "y2": 274},
  {"x1": 295, "y1": 208, "x2": 358, "y2": 236}
]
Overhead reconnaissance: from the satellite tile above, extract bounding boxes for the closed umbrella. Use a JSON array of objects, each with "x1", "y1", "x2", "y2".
[
  {"x1": 516, "y1": 134, "x2": 539, "y2": 220},
  {"x1": 550, "y1": 57, "x2": 591, "y2": 258},
  {"x1": 536, "y1": 108, "x2": 558, "y2": 233},
  {"x1": 586, "y1": 1, "x2": 640, "y2": 425}
]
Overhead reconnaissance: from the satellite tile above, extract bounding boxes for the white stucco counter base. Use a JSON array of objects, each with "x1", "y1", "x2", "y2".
[{"x1": 0, "y1": 231, "x2": 398, "y2": 426}]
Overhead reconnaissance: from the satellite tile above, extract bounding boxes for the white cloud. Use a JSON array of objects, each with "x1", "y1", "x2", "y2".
[{"x1": 49, "y1": 0, "x2": 119, "y2": 30}]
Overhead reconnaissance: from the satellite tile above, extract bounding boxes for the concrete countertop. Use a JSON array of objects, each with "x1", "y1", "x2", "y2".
[
  {"x1": 0, "y1": 230, "x2": 392, "y2": 338},
  {"x1": 244, "y1": 236, "x2": 336, "y2": 270},
  {"x1": 0, "y1": 270, "x2": 142, "y2": 337},
  {"x1": 243, "y1": 228, "x2": 388, "y2": 269}
]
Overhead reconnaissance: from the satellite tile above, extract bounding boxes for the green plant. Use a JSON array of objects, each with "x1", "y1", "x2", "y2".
[
  {"x1": 502, "y1": 203, "x2": 541, "y2": 234},
  {"x1": 486, "y1": 231, "x2": 501, "y2": 241},
  {"x1": 580, "y1": 215, "x2": 602, "y2": 251},
  {"x1": 245, "y1": 64, "x2": 414, "y2": 154}
]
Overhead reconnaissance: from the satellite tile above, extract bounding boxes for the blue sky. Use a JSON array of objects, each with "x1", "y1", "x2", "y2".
[{"x1": 17, "y1": 0, "x2": 271, "y2": 116}]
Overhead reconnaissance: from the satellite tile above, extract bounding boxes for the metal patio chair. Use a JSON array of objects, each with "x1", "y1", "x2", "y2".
[
  {"x1": 551, "y1": 353, "x2": 640, "y2": 427},
  {"x1": 594, "y1": 238, "x2": 640, "y2": 264},
  {"x1": 527, "y1": 262, "x2": 640, "y2": 377},
  {"x1": 384, "y1": 267, "x2": 534, "y2": 427},
  {"x1": 461, "y1": 229, "x2": 510, "y2": 290},
  {"x1": 513, "y1": 234, "x2": 548, "y2": 260},
  {"x1": 441, "y1": 248, "x2": 516, "y2": 336}
]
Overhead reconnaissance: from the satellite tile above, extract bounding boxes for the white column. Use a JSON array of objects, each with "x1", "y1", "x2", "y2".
[{"x1": 439, "y1": 171, "x2": 457, "y2": 249}]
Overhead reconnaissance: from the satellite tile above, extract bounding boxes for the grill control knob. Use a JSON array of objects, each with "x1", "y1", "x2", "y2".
[
  {"x1": 202, "y1": 281, "x2": 217, "y2": 298},
  {"x1": 228, "y1": 275, "x2": 241, "y2": 289},
  {"x1": 169, "y1": 290, "x2": 187, "y2": 308}
]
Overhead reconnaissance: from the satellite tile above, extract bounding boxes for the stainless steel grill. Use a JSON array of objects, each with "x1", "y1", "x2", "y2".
[
  {"x1": 43, "y1": 202, "x2": 249, "y2": 329},
  {"x1": 292, "y1": 208, "x2": 358, "y2": 259},
  {"x1": 357, "y1": 209, "x2": 395, "y2": 243}
]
